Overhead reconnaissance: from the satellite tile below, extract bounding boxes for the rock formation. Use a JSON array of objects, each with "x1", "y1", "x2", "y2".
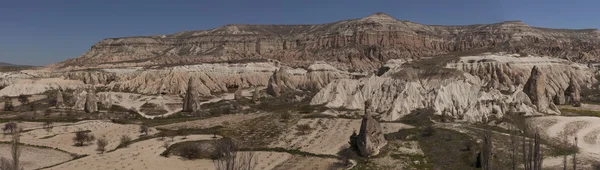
[
  {"x1": 84, "y1": 89, "x2": 98, "y2": 113},
  {"x1": 56, "y1": 89, "x2": 65, "y2": 108},
  {"x1": 311, "y1": 53, "x2": 595, "y2": 122},
  {"x1": 523, "y1": 66, "x2": 559, "y2": 114},
  {"x1": 356, "y1": 101, "x2": 387, "y2": 157},
  {"x1": 182, "y1": 78, "x2": 202, "y2": 112},
  {"x1": 234, "y1": 87, "x2": 243, "y2": 100},
  {"x1": 565, "y1": 77, "x2": 582, "y2": 106},
  {"x1": 267, "y1": 68, "x2": 292, "y2": 97},
  {"x1": 52, "y1": 12, "x2": 600, "y2": 71},
  {"x1": 252, "y1": 87, "x2": 260, "y2": 103}
]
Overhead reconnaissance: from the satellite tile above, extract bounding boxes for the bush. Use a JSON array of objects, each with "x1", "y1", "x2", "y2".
[
  {"x1": 139, "y1": 124, "x2": 149, "y2": 135},
  {"x1": 17, "y1": 95, "x2": 28, "y2": 105},
  {"x1": 2, "y1": 122, "x2": 17, "y2": 135},
  {"x1": 73, "y1": 131, "x2": 95, "y2": 147},
  {"x1": 96, "y1": 137, "x2": 108, "y2": 153},
  {"x1": 3, "y1": 101, "x2": 13, "y2": 111},
  {"x1": 119, "y1": 135, "x2": 132, "y2": 147},
  {"x1": 421, "y1": 125, "x2": 434, "y2": 137},
  {"x1": 296, "y1": 124, "x2": 312, "y2": 135}
]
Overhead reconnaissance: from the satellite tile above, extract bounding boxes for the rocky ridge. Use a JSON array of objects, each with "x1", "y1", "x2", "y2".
[
  {"x1": 52, "y1": 12, "x2": 600, "y2": 71},
  {"x1": 311, "y1": 53, "x2": 595, "y2": 122}
]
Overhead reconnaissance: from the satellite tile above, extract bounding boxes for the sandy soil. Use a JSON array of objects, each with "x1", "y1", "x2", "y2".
[
  {"x1": 0, "y1": 120, "x2": 158, "y2": 155},
  {"x1": 271, "y1": 118, "x2": 412, "y2": 155},
  {"x1": 273, "y1": 156, "x2": 341, "y2": 170},
  {"x1": 156, "y1": 113, "x2": 269, "y2": 130},
  {"x1": 0, "y1": 143, "x2": 73, "y2": 170},
  {"x1": 48, "y1": 134, "x2": 291, "y2": 170},
  {"x1": 529, "y1": 116, "x2": 600, "y2": 159}
]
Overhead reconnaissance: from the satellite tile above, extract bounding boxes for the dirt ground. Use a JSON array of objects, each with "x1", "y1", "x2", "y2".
[{"x1": 0, "y1": 143, "x2": 73, "y2": 170}]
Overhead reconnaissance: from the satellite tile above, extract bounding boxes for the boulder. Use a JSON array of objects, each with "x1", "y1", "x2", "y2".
[
  {"x1": 182, "y1": 78, "x2": 202, "y2": 112},
  {"x1": 267, "y1": 67, "x2": 293, "y2": 96},
  {"x1": 356, "y1": 101, "x2": 387, "y2": 157}
]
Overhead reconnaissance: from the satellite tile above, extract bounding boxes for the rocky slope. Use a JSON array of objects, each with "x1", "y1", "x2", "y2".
[
  {"x1": 52, "y1": 12, "x2": 600, "y2": 70},
  {"x1": 310, "y1": 53, "x2": 596, "y2": 122}
]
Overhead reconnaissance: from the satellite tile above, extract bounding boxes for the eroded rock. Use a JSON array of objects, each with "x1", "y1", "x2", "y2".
[
  {"x1": 356, "y1": 101, "x2": 387, "y2": 157},
  {"x1": 182, "y1": 78, "x2": 202, "y2": 112}
]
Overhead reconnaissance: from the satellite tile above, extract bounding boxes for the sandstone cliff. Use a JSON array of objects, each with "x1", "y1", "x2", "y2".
[
  {"x1": 311, "y1": 53, "x2": 595, "y2": 122},
  {"x1": 52, "y1": 13, "x2": 600, "y2": 71}
]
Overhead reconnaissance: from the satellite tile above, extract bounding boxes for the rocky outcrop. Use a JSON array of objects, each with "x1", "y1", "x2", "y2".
[
  {"x1": 72, "y1": 88, "x2": 99, "y2": 113},
  {"x1": 182, "y1": 78, "x2": 202, "y2": 112},
  {"x1": 356, "y1": 101, "x2": 387, "y2": 157},
  {"x1": 267, "y1": 68, "x2": 292, "y2": 96},
  {"x1": 234, "y1": 87, "x2": 243, "y2": 100},
  {"x1": 565, "y1": 77, "x2": 581, "y2": 105},
  {"x1": 84, "y1": 89, "x2": 98, "y2": 113},
  {"x1": 523, "y1": 66, "x2": 558, "y2": 114},
  {"x1": 0, "y1": 78, "x2": 84, "y2": 97},
  {"x1": 252, "y1": 87, "x2": 260, "y2": 103},
  {"x1": 56, "y1": 89, "x2": 65, "y2": 108},
  {"x1": 52, "y1": 13, "x2": 600, "y2": 71},
  {"x1": 63, "y1": 71, "x2": 117, "y2": 85},
  {"x1": 311, "y1": 54, "x2": 595, "y2": 122}
]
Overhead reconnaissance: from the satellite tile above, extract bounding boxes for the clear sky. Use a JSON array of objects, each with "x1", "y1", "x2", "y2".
[{"x1": 1, "y1": 0, "x2": 598, "y2": 66}]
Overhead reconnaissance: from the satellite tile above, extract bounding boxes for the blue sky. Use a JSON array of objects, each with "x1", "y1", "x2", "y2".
[{"x1": 1, "y1": 0, "x2": 598, "y2": 66}]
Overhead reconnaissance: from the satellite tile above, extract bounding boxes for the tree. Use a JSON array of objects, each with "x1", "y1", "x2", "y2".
[
  {"x1": 481, "y1": 128, "x2": 493, "y2": 170},
  {"x1": 252, "y1": 87, "x2": 260, "y2": 103},
  {"x1": 44, "y1": 109, "x2": 52, "y2": 117},
  {"x1": 17, "y1": 95, "x2": 28, "y2": 105},
  {"x1": 3, "y1": 101, "x2": 14, "y2": 111},
  {"x1": 10, "y1": 128, "x2": 21, "y2": 170},
  {"x1": 213, "y1": 138, "x2": 256, "y2": 170},
  {"x1": 43, "y1": 121, "x2": 53, "y2": 134},
  {"x1": 96, "y1": 136, "x2": 108, "y2": 153},
  {"x1": 139, "y1": 124, "x2": 149, "y2": 136},
  {"x1": 2, "y1": 122, "x2": 17, "y2": 135},
  {"x1": 73, "y1": 131, "x2": 95, "y2": 147}
]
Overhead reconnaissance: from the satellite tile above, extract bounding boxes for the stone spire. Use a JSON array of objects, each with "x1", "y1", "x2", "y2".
[
  {"x1": 183, "y1": 77, "x2": 201, "y2": 112},
  {"x1": 56, "y1": 89, "x2": 65, "y2": 109},
  {"x1": 356, "y1": 100, "x2": 387, "y2": 157}
]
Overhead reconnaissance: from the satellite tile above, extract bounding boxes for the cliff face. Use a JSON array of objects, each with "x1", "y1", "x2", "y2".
[
  {"x1": 310, "y1": 53, "x2": 596, "y2": 122},
  {"x1": 51, "y1": 13, "x2": 600, "y2": 70}
]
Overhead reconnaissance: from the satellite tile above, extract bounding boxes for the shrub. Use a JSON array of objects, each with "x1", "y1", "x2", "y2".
[
  {"x1": 17, "y1": 95, "x2": 28, "y2": 105},
  {"x1": 3, "y1": 101, "x2": 13, "y2": 111},
  {"x1": 119, "y1": 135, "x2": 132, "y2": 147},
  {"x1": 421, "y1": 125, "x2": 434, "y2": 137},
  {"x1": 96, "y1": 137, "x2": 108, "y2": 153},
  {"x1": 296, "y1": 124, "x2": 312, "y2": 135},
  {"x1": 2, "y1": 122, "x2": 17, "y2": 135},
  {"x1": 139, "y1": 124, "x2": 149, "y2": 136},
  {"x1": 73, "y1": 131, "x2": 95, "y2": 147}
]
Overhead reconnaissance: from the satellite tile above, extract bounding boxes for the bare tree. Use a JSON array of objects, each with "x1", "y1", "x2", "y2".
[
  {"x1": 73, "y1": 131, "x2": 95, "y2": 147},
  {"x1": 509, "y1": 126, "x2": 518, "y2": 170},
  {"x1": 1, "y1": 128, "x2": 22, "y2": 170},
  {"x1": 573, "y1": 137, "x2": 577, "y2": 170},
  {"x1": 481, "y1": 128, "x2": 493, "y2": 170},
  {"x1": 43, "y1": 121, "x2": 53, "y2": 134},
  {"x1": 3, "y1": 122, "x2": 17, "y2": 135},
  {"x1": 96, "y1": 136, "x2": 108, "y2": 153},
  {"x1": 213, "y1": 138, "x2": 256, "y2": 170},
  {"x1": 522, "y1": 131, "x2": 543, "y2": 170}
]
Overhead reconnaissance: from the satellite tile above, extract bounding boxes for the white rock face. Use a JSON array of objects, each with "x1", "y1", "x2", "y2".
[
  {"x1": 311, "y1": 54, "x2": 595, "y2": 122},
  {"x1": 0, "y1": 78, "x2": 85, "y2": 97}
]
